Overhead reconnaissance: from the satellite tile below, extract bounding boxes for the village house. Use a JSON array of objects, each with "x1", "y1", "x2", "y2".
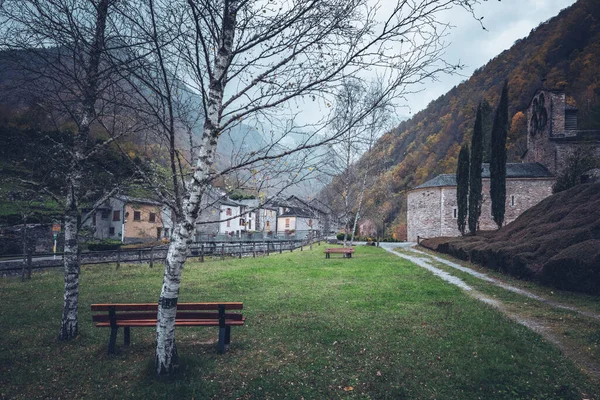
[
  {"x1": 272, "y1": 196, "x2": 322, "y2": 239},
  {"x1": 236, "y1": 199, "x2": 278, "y2": 236},
  {"x1": 190, "y1": 188, "x2": 331, "y2": 241},
  {"x1": 406, "y1": 88, "x2": 600, "y2": 242},
  {"x1": 88, "y1": 196, "x2": 173, "y2": 243}
]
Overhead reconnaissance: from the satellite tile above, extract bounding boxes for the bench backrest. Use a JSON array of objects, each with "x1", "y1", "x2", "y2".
[
  {"x1": 91, "y1": 302, "x2": 244, "y2": 324},
  {"x1": 91, "y1": 302, "x2": 243, "y2": 312},
  {"x1": 325, "y1": 248, "x2": 355, "y2": 252}
]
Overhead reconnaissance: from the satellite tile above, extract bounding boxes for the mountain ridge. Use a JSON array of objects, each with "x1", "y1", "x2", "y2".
[{"x1": 353, "y1": 0, "x2": 600, "y2": 230}]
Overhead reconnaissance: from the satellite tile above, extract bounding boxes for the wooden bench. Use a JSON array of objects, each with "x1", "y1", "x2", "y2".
[
  {"x1": 324, "y1": 247, "x2": 355, "y2": 258},
  {"x1": 91, "y1": 302, "x2": 245, "y2": 354}
]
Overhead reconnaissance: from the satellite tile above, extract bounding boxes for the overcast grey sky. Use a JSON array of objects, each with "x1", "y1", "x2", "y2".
[
  {"x1": 287, "y1": 0, "x2": 578, "y2": 127},
  {"x1": 402, "y1": 0, "x2": 577, "y2": 115}
]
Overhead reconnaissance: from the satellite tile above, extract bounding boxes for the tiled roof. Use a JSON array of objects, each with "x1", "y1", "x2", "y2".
[
  {"x1": 114, "y1": 195, "x2": 163, "y2": 206},
  {"x1": 279, "y1": 206, "x2": 313, "y2": 218},
  {"x1": 488, "y1": 162, "x2": 554, "y2": 178},
  {"x1": 414, "y1": 163, "x2": 553, "y2": 190},
  {"x1": 415, "y1": 174, "x2": 456, "y2": 189}
]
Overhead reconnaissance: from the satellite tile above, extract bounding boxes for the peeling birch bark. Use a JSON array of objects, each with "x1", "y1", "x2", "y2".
[
  {"x1": 59, "y1": 189, "x2": 80, "y2": 340},
  {"x1": 57, "y1": 0, "x2": 110, "y2": 341},
  {"x1": 155, "y1": 0, "x2": 239, "y2": 375}
]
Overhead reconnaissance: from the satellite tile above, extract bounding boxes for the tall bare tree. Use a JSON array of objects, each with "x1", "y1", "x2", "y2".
[
  {"x1": 0, "y1": 0, "x2": 140, "y2": 340},
  {"x1": 129, "y1": 0, "x2": 485, "y2": 375}
]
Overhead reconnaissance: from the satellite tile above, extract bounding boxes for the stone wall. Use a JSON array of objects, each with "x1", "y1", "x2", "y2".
[
  {"x1": 407, "y1": 178, "x2": 554, "y2": 242},
  {"x1": 526, "y1": 91, "x2": 563, "y2": 173},
  {"x1": 407, "y1": 187, "x2": 442, "y2": 242},
  {"x1": 525, "y1": 89, "x2": 600, "y2": 175},
  {"x1": 124, "y1": 203, "x2": 164, "y2": 243}
]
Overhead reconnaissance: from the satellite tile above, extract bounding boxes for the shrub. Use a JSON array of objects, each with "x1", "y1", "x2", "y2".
[
  {"x1": 336, "y1": 233, "x2": 346, "y2": 241},
  {"x1": 87, "y1": 239, "x2": 122, "y2": 251}
]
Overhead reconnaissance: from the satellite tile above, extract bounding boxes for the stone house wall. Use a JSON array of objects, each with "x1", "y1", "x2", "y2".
[
  {"x1": 407, "y1": 178, "x2": 554, "y2": 242},
  {"x1": 525, "y1": 89, "x2": 599, "y2": 175},
  {"x1": 123, "y1": 203, "x2": 165, "y2": 243},
  {"x1": 407, "y1": 188, "x2": 443, "y2": 242}
]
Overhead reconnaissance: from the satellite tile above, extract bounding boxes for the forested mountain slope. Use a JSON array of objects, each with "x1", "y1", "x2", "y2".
[{"x1": 355, "y1": 0, "x2": 600, "y2": 232}]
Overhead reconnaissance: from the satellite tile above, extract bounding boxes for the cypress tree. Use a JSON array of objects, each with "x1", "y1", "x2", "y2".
[
  {"x1": 480, "y1": 99, "x2": 493, "y2": 163},
  {"x1": 456, "y1": 144, "x2": 470, "y2": 235},
  {"x1": 468, "y1": 103, "x2": 484, "y2": 235},
  {"x1": 491, "y1": 81, "x2": 509, "y2": 229}
]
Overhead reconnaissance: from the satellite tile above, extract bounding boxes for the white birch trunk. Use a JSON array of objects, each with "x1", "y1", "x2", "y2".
[
  {"x1": 58, "y1": 0, "x2": 110, "y2": 341},
  {"x1": 350, "y1": 168, "x2": 369, "y2": 245},
  {"x1": 155, "y1": 0, "x2": 238, "y2": 375},
  {"x1": 58, "y1": 178, "x2": 81, "y2": 340}
]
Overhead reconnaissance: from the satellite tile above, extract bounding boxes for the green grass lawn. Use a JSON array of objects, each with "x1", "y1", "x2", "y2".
[{"x1": 1, "y1": 246, "x2": 598, "y2": 399}]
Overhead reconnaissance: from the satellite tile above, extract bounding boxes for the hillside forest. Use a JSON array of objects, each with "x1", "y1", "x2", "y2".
[{"x1": 324, "y1": 0, "x2": 600, "y2": 237}]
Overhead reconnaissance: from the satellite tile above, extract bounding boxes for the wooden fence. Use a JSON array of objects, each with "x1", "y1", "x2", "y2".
[{"x1": 0, "y1": 238, "x2": 323, "y2": 274}]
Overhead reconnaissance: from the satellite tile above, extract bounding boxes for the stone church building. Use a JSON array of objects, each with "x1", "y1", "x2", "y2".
[{"x1": 407, "y1": 89, "x2": 600, "y2": 242}]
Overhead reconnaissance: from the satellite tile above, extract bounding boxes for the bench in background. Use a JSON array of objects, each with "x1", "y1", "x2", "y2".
[{"x1": 324, "y1": 248, "x2": 355, "y2": 258}]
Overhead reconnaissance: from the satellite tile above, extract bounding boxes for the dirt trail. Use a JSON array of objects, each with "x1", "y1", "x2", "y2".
[{"x1": 380, "y1": 243, "x2": 600, "y2": 382}]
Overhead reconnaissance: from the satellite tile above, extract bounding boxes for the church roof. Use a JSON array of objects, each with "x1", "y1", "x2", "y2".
[
  {"x1": 414, "y1": 163, "x2": 553, "y2": 190},
  {"x1": 489, "y1": 162, "x2": 554, "y2": 178},
  {"x1": 415, "y1": 174, "x2": 457, "y2": 189}
]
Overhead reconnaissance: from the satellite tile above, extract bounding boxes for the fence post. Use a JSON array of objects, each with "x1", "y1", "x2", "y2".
[
  {"x1": 239, "y1": 242, "x2": 242, "y2": 259},
  {"x1": 139, "y1": 249, "x2": 142, "y2": 263},
  {"x1": 201, "y1": 244, "x2": 204, "y2": 263},
  {"x1": 310, "y1": 241, "x2": 313, "y2": 250},
  {"x1": 279, "y1": 242, "x2": 282, "y2": 254},
  {"x1": 27, "y1": 250, "x2": 33, "y2": 280},
  {"x1": 116, "y1": 247, "x2": 121, "y2": 269},
  {"x1": 149, "y1": 247, "x2": 154, "y2": 268},
  {"x1": 289, "y1": 241, "x2": 293, "y2": 252},
  {"x1": 252, "y1": 242, "x2": 256, "y2": 258},
  {"x1": 221, "y1": 243, "x2": 225, "y2": 260}
]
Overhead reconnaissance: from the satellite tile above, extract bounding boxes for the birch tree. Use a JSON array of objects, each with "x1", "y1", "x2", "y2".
[
  {"x1": 349, "y1": 82, "x2": 394, "y2": 245},
  {"x1": 107, "y1": 0, "x2": 486, "y2": 374},
  {"x1": 0, "y1": 0, "x2": 142, "y2": 340}
]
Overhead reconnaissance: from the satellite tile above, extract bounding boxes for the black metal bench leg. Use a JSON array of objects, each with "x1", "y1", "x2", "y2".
[
  {"x1": 218, "y1": 327, "x2": 226, "y2": 354},
  {"x1": 225, "y1": 326, "x2": 231, "y2": 351},
  {"x1": 124, "y1": 327, "x2": 130, "y2": 346},
  {"x1": 108, "y1": 327, "x2": 118, "y2": 355}
]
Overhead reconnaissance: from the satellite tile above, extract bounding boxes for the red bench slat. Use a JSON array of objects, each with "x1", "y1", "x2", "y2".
[{"x1": 90, "y1": 302, "x2": 243, "y2": 312}]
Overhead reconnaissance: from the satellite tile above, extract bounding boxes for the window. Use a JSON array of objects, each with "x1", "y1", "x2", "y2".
[
  {"x1": 156, "y1": 227, "x2": 162, "y2": 240},
  {"x1": 453, "y1": 208, "x2": 457, "y2": 219},
  {"x1": 164, "y1": 228, "x2": 169, "y2": 238},
  {"x1": 511, "y1": 195, "x2": 515, "y2": 207},
  {"x1": 227, "y1": 220, "x2": 230, "y2": 227},
  {"x1": 240, "y1": 218, "x2": 245, "y2": 226},
  {"x1": 266, "y1": 221, "x2": 270, "y2": 229},
  {"x1": 308, "y1": 219, "x2": 312, "y2": 227},
  {"x1": 149, "y1": 212, "x2": 156, "y2": 223},
  {"x1": 109, "y1": 227, "x2": 115, "y2": 235},
  {"x1": 133, "y1": 211, "x2": 141, "y2": 221},
  {"x1": 285, "y1": 218, "x2": 290, "y2": 228},
  {"x1": 113, "y1": 210, "x2": 120, "y2": 221},
  {"x1": 101, "y1": 210, "x2": 109, "y2": 220},
  {"x1": 226, "y1": 208, "x2": 232, "y2": 216}
]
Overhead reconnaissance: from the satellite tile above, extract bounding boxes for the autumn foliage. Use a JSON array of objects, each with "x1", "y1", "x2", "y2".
[{"x1": 356, "y1": 0, "x2": 600, "y2": 233}]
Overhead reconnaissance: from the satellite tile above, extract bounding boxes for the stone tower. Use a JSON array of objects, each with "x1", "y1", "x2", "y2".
[{"x1": 525, "y1": 89, "x2": 580, "y2": 174}]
